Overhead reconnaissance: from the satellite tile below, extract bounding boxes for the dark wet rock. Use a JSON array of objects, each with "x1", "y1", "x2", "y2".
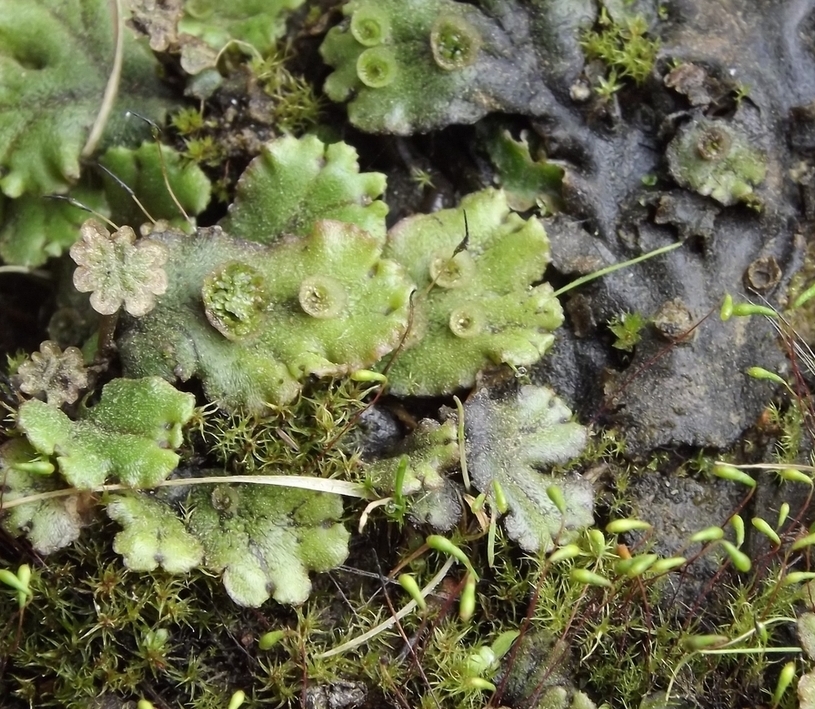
[
  {"x1": 352, "y1": 405, "x2": 403, "y2": 458},
  {"x1": 654, "y1": 191, "x2": 720, "y2": 241},
  {"x1": 531, "y1": 0, "x2": 815, "y2": 452},
  {"x1": 626, "y1": 471, "x2": 745, "y2": 610}
]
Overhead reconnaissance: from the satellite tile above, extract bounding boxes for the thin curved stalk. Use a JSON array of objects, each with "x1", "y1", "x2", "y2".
[
  {"x1": 314, "y1": 557, "x2": 456, "y2": 659},
  {"x1": 82, "y1": 0, "x2": 123, "y2": 157},
  {"x1": 0, "y1": 474, "x2": 372, "y2": 510}
]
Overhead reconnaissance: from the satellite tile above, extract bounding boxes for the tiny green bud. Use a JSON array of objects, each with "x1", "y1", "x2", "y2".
[
  {"x1": 720, "y1": 540, "x2": 751, "y2": 572},
  {"x1": 0, "y1": 568, "x2": 29, "y2": 595},
  {"x1": 144, "y1": 628, "x2": 169, "y2": 648},
  {"x1": 622, "y1": 553, "x2": 658, "y2": 578},
  {"x1": 465, "y1": 677, "x2": 497, "y2": 692},
  {"x1": 751, "y1": 517, "x2": 781, "y2": 546},
  {"x1": 570, "y1": 568, "x2": 612, "y2": 588},
  {"x1": 782, "y1": 571, "x2": 815, "y2": 586},
  {"x1": 549, "y1": 544, "x2": 582, "y2": 564},
  {"x1": 683, "y1": 634, "x2": 729, "y2": 650},
  {"x1": 756, "y1": 620, "x2": 769, "y2": 643},
  {"x1": 470, "y1": 492, "x2": 486, "y2": 513},
  {"x1": 426, "y1": 535, "x2": 478, "y2": 579},
  {"x1": 546, "y1": 484, "x2": 566, "y2": 515},
  {"x1": 398, "y1": 574, "x2": 426, "y2": 611},
  {"x1": 459, "y1": 573, "x2": 477, "y2": 622},
  {"x1": 16, "y1": 564, "x2": 30, "y2": 588},
  {"x1": 490, "y1": 630, "x2": 520, "y2": 659},
  {"x1": 227, "y1": 690, "x2": 246, "y2": 709},
  {"x1": 745, "y1": 367, "x2": 787, "y2": 387},
  {"x1": 586, "y1": 528, "x2": 606, "y2": 557},
  {"x1": 15, "y1": 564, "x2": 31, "y2": 608},
  {"x1": 649, "y1": 556, "x2": 686, "y2": 574},
  {"x1": 792, "y1": 532, "x2": 815, "y2": 551},
  {"x1": 690, "y1": 526, "x2": 725, "y2": 543},
  {"x1": 778, "y1": 502, "x2": 790, "y2": 528},
  {"x1": 465, "y1": 646, "x2": 495, "y2": 676},
  {"x1": 720, "y1": 293, "x2": 734, "y2": 321},
  {"x1": 730, "y1": 514, "x2": 745, "y2": 548},
  {"x1": 350, "y1": 369, "x2": 388, "y2": 383},
  {"x1": 772, "y1": 661, "x2": 796, "y2": 707},
  {"x1": 712, "y1": 463, "x2": 755, "y2": 488},
  {"x1": 11, "y1": 459, "x2": 55, "y2": 475},
  {"x1": 731, "y1": 303, "x2": 777, "y2": 318},
  {"x1": 779, "y1": 467, "x2": 813, "y2": 485},
  {"x1": 606, "y1": 518, "x2": 652, "y2": 534},
  {"x1": 258, "y1": 630, "x2": 286, "y2": 650},
  {"x1": 492, "y1": 480, "x2": 508, "y2": 514},
  {"x1": 137, "y1": 702, "x2": 155, "y2": 709}
]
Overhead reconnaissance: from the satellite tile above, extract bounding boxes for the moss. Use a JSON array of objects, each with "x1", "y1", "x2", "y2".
[
  {"x1": 608, "y1": 311, "x2": 648, "y2": 352},
  {"x1": 0, "y1": 519, "x2": 252, "y2": 708},
  {"x1": 580, "y1": 9, "x2": 660, "y2": 86}
]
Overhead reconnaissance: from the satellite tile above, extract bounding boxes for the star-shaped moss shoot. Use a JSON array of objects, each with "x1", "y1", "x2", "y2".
[
  {"x1": 70, "y1": 219, "x2": 169, "y2": 316},
  {"x1": 16, "y1": 340, "x2": 88, "y2": 406},
  {"x1": 383, "y1": 188, "x2": 563, "y2": 396}
]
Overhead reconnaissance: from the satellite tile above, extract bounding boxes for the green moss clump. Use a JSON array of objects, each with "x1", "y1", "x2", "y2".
[{"x1": 580, "y1": 10, "x2": 660, "y2": 86}]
